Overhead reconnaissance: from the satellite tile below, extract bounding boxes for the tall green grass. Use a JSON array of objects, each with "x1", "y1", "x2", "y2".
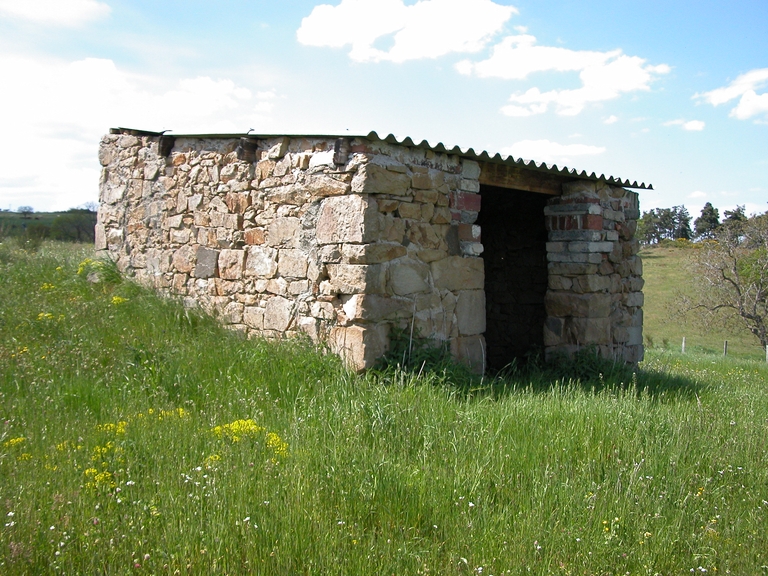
[{"x1": 1, "y1": 242, "x2": 767, "y2": 574}]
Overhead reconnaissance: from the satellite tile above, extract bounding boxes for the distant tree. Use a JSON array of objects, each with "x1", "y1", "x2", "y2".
[
  {"x1": 672, "y1": 205, "x2": 692, "y2": 239},
  {"x1": 694, "y1": 202, "x2": 721, "y2": 239},
  {"x1": 684, "y1": 213, "x2": 768, "y2": 349},
  {"x1": 17, "y1": 206, "x2": 34, "y2": 219},
  {"x1": 638, "y1": 205, "x2": 692, "y2": 244}
]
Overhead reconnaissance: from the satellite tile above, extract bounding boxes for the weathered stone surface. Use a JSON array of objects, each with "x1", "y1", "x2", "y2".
[
  {"x1": 264, "y1": 296, "x2": 293, "y2": 331},
  {"x1": 328, "y1": 324, "x2": 389, "y2": 372},
  {"x1": 456, "y1": 290, "x2": 485, "y2": 336},
  {"x1": 317, "y1": 195, "x2": 378, "y2": 244},
  {"x1": 572, "y1": 274, "x2": 612, "y2": 293},
  {"x1": 245, "y1": 246, "x2": 278, "y2": 278},
  {"x1": 431, "y1": 256, "x2": 484, "y2": 291},
  {"x1": 218, "y1": 249, "x2": 245, "y2": 280},
  {"x1": 567, "y1": 318, "x2": 611, "y2": 345},
  {"x1": 267, "y1": 217, "x2": 300, "y2": 247},
  {"x1": 351, "y1": 163, "x2": 410, "y2": 196},
  {"x1": 172, "y1": 244, "x2": 198, "y2": 273},
  {"x1": 397, "y1": 202, "x2": 422, "y2": 220},
  {"x1": 342, "y1": 243, "x2": 406, "y2": 264},
  {"x1": 327, "y1": 264, "x2": 385, "y2": 294},
  {"x1": 305, "y1": 174, "x2": 349, "y2": 197},
  {"x1": 244, "y1": 228, "x2": 265, "y2": 245},
  {"x1": 388, "y1": 259, "x2": 430, "y2": 295},
  {"x1": 342, "y1": 294, "x2": 410, "y2": 322},
  {"x1": 243, "y1": 306, "x2": 264, "y2": 329},
  {"x1": 278, "y1": 249, "x2": 309, "y2": 278},
  {"x1": 624, "y1": 292, "x2": 644, "y2": 307},
  {"x1": 545, "y1": 292, "x2": 611, "y2": 318}
]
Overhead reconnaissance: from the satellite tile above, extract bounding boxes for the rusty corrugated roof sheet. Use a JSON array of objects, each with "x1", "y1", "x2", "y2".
[{"x1": 112, "y1": 128, "x2": 652, "y2": 190}]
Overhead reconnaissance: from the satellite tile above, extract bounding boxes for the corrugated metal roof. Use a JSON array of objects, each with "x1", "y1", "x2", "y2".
[{"x1": 112, "y1": 127, "x2": 652, "y2": 190}]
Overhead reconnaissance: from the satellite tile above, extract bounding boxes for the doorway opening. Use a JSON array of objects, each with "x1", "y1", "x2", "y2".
[{"x1": 477, "y1": 185, "x2": 549, "y2": 372}]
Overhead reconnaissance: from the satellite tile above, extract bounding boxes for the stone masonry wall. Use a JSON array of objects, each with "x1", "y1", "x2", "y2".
[
  {"x1": 543, "y1": 181, "x2": 644, "y2": 363},
  {"x1": 96, "y1": 132, "x2": 487, "y2": 372}
]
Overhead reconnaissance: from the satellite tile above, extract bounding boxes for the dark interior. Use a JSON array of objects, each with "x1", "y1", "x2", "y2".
[{"x1": 477, "y1": 185, "x2": 549, "y2": 372}]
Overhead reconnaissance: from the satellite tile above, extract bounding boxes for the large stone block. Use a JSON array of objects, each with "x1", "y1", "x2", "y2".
[
  {"x1": 264, "y1": 296, "x2": 293, "y2": 331},
  {"x1": 342, "y1": 243, "x2": 406, "y2": 264},
  {"x1": 172, "y1": 244, "x2": 198, "y2": 274},
  {"x1": 341, "y1": 294, "x2": 410, "y2": 322},
  {"x1": 267, "y1": 217, "x2": 301, "y2": 247},
  {"x1": 327, "y1": 264, "x2": 386, "y2": 294},
  {"x1": 388, "y1": 259, "x2": 430, "y2": 295},
  {"x1": 567, "y1": 318, "x2": 611, "y2": 345},
  {"x1": 572, "y1": 274, "x2": 612, "y2": 293},
  {"x1": 245, "y1": 246, "x2": 278, "y2": 278},
  {"x1": 351, "y1": 163, "x2": 410, "y2": 196},
  {"x1": 306, "y1": 174, "x2": 350, "y2": 197},
  {"x1": 317, "y1": 195, "x2": 379, "y2": 245},
  {"x1": 328, "y1": 324, "x2": 389, "y2": 372},
  {"x1": 243, "y1": 306, "x2": 264, "y2": 329},
  {"x1": 218, "y1": 249, "x2": 245, "y2": 280},
  {"x1": 278, "y1": 249, "x2": 309, "y2": 278},
  {"x1": 431, "y1": 256, "x2": 484, "y2": 291},
  {"x1": 545, "y1": 292, "x2": 611, "y2": 318},
  {"x1": 456, "y1": 290, "x2": 486, "y2": 336}
]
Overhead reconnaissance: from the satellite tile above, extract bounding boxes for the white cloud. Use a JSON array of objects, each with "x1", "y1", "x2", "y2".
[
  {"x1": 500, "y1": 139, "x2": 606, "y2": 167},
  {"x1": 688, "y1": 191, "x2": 707, "y2": 198},
  {"x1": 457, "y1": 34, "x2": 669, "y2": 116},
  {"x1": 604, "y1": 115, "x2": 619, "y2": 124},
  {"x1": 696, "y1": 68, "x2": 768, "y2": 121},
  {"x1": 0, "y1": 0, "x2": 110, "y2": 26},
  {"x1": 663, "y1": 119, "x2": 705, "y2": 131},
  {"x1": 296, "y1": 0, "x2": 516, "y2": 63},
  {"x1": 0, "y1": 54, "x2": 275, "y2": 211}
]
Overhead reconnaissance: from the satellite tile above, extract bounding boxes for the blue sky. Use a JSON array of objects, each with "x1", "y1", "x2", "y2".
[{"x1": 1, "y1": 0, "x2": 766, "y2": 219}]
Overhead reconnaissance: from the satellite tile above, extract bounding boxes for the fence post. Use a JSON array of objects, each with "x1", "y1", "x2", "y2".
[
  {"x1": 723, "y1": 340, "x2": 728, "y2": 357},
  {"x1": 682, "y1": 337, "x2": 686, "y2": 354}
]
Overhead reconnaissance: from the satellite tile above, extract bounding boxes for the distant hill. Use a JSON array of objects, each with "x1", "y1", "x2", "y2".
[{"x1": 641, "y1": 242, "x2": 762, "y2": 360}]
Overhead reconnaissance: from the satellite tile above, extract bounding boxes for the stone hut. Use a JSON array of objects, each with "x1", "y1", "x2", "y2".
[{"x1": 96, "y1": 129, "x2": 647, "y2": 373}]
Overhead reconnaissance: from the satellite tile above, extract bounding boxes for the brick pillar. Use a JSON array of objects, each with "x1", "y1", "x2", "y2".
[{"x1": 544, "y1": 181, "x2": 644, "y2": 364}]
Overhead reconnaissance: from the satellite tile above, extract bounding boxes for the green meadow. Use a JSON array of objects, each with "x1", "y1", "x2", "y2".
[{"x1": 1, "y1": 241, "x2": 767, "y2": 575}]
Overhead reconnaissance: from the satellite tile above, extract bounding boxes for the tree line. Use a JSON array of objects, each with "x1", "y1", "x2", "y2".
[
  {"x1": 0, "y1": 206, "x2": 97, "y2": 243},
  {"x1": 637, "y1": 202, "x2": 749, "y2": 245}
]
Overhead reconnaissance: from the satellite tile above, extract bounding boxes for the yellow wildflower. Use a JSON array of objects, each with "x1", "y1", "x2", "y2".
[
  {"x1": 40, "y1": 283, "x2": 56, "y2": 291},
  {"x1": 111, "y1": 296, "x2": 128, "y2": 305},
  {"x1": 266, "y1": 432, "x2": 288, "y2": 459},
  {"x1": 3, "y1": 437, "x2": 26, "y2": 448},
  {"x1": 212, "y1": 419, "x2": 264, "y2": 443}
]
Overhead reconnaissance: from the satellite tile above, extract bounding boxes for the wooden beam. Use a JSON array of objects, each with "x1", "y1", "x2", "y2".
[{"x1": 478, "y1": 162, "x2": 567, "y2": 196}]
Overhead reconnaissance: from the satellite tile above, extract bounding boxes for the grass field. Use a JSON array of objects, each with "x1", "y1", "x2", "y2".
[
  {"x1": 641, "y1": 242, "x2": 766, "y2": 360},
  {"x1": 1, "y1": 241, "x2": 767, "y2": 574}
]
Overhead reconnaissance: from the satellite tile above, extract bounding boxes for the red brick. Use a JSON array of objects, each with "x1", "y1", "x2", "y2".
[
  {"x1": 451, "y1": 192, "x2": 481, "y2": 212},
  {"x1": 584, "y1": 215, "x2": 603, "y2": 230},
  {"x1": 457, "y1": 223, "x2": 480, "y2": 242}
]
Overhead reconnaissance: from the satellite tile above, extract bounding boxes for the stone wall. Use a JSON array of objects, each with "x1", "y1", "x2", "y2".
[
  {"x1": 543, "y1": 181, "x2": 644, "y2": 363},
  {"x1": 96, "y1": 131, "x2": 488, "y2": 372}
]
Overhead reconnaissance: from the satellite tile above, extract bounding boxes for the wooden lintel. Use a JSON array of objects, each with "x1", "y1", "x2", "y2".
[{"x1": 478, "y1": 162, "x2": 568, "y2": 196}]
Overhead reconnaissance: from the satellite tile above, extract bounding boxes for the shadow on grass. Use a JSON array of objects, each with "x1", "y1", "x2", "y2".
[{"x1": 369, "y1": 346, "x2": 704, "y2": 402}]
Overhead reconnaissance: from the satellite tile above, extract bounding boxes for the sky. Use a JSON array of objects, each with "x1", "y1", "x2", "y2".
[{"x1": 0, "y1": 0, "x2": 766, "y2": 219}]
